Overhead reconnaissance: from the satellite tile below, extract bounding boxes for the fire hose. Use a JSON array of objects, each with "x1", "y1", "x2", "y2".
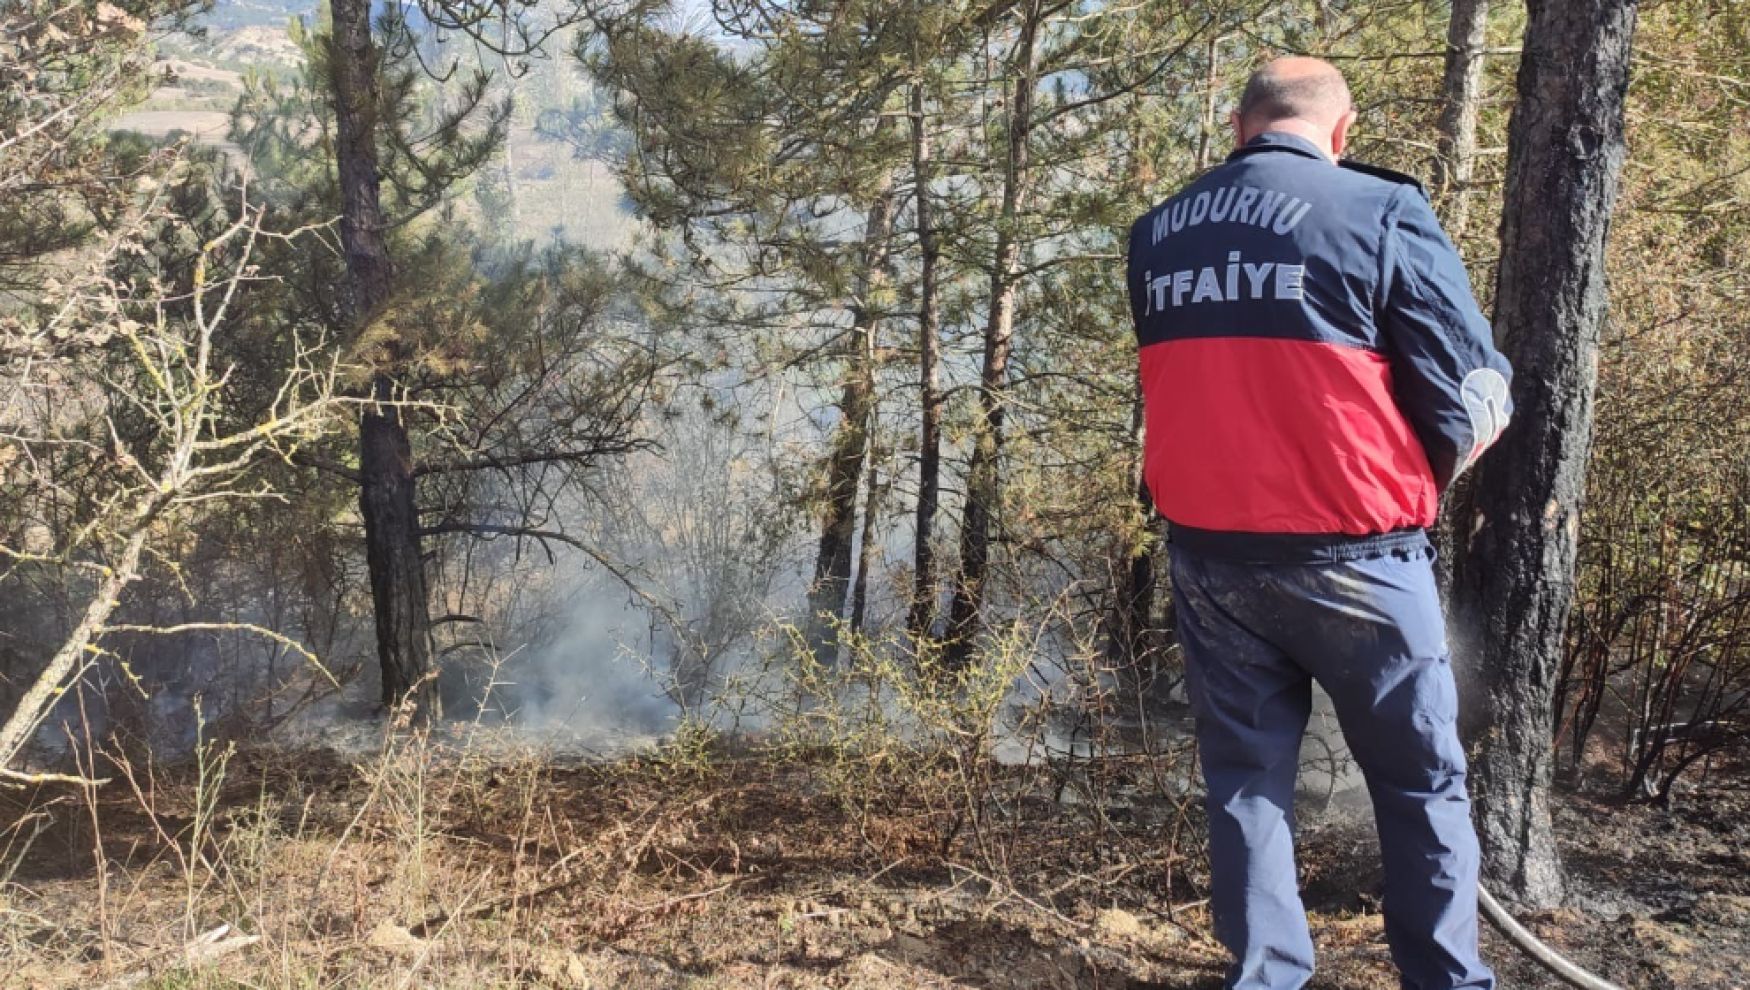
[{"x1": 1478, "y1": 884, "x2": 1624, "y2": 990}]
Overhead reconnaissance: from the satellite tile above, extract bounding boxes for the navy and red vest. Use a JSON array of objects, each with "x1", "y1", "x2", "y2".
[{"x1": 1128, "y1": 132, "x2": 1513, "y2": 563}]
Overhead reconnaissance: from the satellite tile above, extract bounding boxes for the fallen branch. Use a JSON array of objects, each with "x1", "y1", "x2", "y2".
[
  {"x1": 98, "y1": 923, "x2": 261, "y2": 990},
  {"x1": 944, "y1": 861, "x2": 1089, "y2": 933},
  {"x1": 409, "y1": 854, "x2": 590, "y2": 938},
  {"x1": 0, "y1": 767, "x2": 112, "y2": 788}
]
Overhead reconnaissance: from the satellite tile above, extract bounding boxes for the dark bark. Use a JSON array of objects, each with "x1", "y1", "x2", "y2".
[
  {"x1": 944, "y1": 6, "x2": 1039, "y2": 668},
  {"x1": 803, "y1": 178, "x2": 897, "y2": 665},
  {"x1": 1105, "y1": 384, "x2": 1161, "y2": 691},
  {"x1": 359, "y1": 378, "x2": 436, "y2": 716},
  {"x1": 1452, "y1": 0, "x2": 1637, "y2": 910},
  {"x1": 907, "y1": 79, "x2": 944, "y2": 640},
  {"x1": 330, "y1": 0, "x2": 437, "y2": 718},
  {"x1": 849, "y1": 453, "x2": 883, "y2": 635}
]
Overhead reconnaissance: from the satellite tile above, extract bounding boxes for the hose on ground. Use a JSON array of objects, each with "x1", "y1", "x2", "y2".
[{"x1": 1478, "y1": 884, "x2": 1624, "y2": 990}]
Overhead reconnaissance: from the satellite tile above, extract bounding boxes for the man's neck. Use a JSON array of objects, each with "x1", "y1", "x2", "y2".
[{"x1": 1247, "y1": 121, "x2": 1337, "y2": 162}]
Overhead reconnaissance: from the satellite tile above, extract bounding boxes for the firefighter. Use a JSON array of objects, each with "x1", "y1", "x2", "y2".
[{"x1": 1128, "y1": 57, "x2": 1511, "y2": 990}]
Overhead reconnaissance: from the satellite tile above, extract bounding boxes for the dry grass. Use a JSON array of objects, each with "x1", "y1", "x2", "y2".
[
  {"x1": 2, "y1": 720, "x2": 1746, "y2": 989},
  {"x1": 0, "y1": 719, "x2": 1225, "y2": 989}
]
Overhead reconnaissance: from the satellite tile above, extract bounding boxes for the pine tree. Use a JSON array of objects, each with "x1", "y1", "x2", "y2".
[{"x1": 236, "y1": 0, "x2": 654, "y2": 719}]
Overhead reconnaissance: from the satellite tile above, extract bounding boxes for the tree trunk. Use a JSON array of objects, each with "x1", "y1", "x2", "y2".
[
  {"x1": 1430, "y1": 0, "x2": 1490, "y2": 603},
  {"x1": 360, "y1": 378, "x2": 435, "y2": 715},
  {"x1": 907, "y1": 79, "x2": 944, "y2": 640},
  {"x1": 1452, "y1": 0, "x2": 1637, "y2": 911},
  {"x1": 1433, "y1": 0, "x2": 1490, "y2": 237},
  {"x1": 944, "y1": 6, "x2": 1038, "y2": 668},
  {"x1": 330, "y1": 0, "x2": 437, "y2": 719},
  {"x1": 803, "y1": 177, "x2": 897, "y2": 665},
  {"x1": 1105, "y1": 385, "x2": 1160, "y2": 690},
  {"x1": 1107, "y1": 94, "x2": 1173, "y2": 692},
  {"x1": 850, "y1": 452, "x2": 883, "y2": 635},
  {"x1": 802, "y1": 359, "x2": 873, "y2": 664},
  {"x1": 1193, "y1": 33, "x2": 1222, "y2": 171}
]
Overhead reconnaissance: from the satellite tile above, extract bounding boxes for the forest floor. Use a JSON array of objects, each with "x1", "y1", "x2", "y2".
[{"x1": 2, "y1": 733, "x2": 1746, "y2": 990}]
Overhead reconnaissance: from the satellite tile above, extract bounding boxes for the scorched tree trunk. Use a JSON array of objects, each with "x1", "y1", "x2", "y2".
[
  {"x1": 330, "y1": 0, "x2": 438, "y2": 719},
  {"x1": 1453, "y1": 0, "x2": 1637, "y2": 910}
]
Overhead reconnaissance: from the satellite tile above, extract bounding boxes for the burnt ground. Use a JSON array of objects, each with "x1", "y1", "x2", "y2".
[
  {"x1": 1, "y1": 736, "x2": 1746, "y2": 989},
  {"x1": 1297, "y1": 767, "x2": 1750, "y2": 990}
]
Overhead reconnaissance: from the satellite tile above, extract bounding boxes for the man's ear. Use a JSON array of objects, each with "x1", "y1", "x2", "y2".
[
  {"x1": 1331, "y1": 109, "x2": 1358, "y2": 158},
  {"x1": 1230, "y1": 110, "x2": 1247, "y2": 151}
]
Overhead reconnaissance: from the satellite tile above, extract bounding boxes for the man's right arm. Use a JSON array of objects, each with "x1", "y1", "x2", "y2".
[{"x1": 1378, "y1": 187, "x2": 1514, "y2": 491}]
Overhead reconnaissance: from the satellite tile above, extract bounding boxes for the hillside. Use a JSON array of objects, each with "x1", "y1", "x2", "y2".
[{"x1": 126, "y1": 1, "x2": 630, "y2": 246}]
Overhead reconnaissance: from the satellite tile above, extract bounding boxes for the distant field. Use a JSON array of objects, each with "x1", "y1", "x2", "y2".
[
  {"x1": 156, "y1": 58, "x2": 245, "y2": 86},
  {"x1": 109, "y1": 109, "x2": 232, "y2": 142},
  {"x1": 110, "y1": 105, "x2": 631, "y2": 248},
  {"x1": 157, "y1": 22, "x2": 312, "y2": 76},
  {"x1": 128, "y1": 4, "x2": 634, "y2": 248},
  {"x1": 194, "y1": 0, "x2": 315, "y2": 31}
]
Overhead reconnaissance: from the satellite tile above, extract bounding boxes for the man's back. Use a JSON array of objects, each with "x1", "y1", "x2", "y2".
[{"x1": 1128, "y1": 132, "x2": 1511, "y2": 561}]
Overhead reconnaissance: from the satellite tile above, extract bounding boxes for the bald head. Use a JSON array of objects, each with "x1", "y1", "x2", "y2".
[{"x1": 1231, "y1": 57, "x2": 1356, "y2": 161}]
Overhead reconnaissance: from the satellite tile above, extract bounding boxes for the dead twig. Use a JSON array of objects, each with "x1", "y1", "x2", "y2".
[
  {"x1": 592, "y1": 880, "x2": 739, "y2": 939},
  {"x1": 97, "y1": 923, "x2": 261, "y2": 990},
  {"x1": 944, "y1": 861, "x2": 1090, "y2": 933}
]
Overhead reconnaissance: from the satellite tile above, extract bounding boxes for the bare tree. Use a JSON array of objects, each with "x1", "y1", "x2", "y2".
[
  {"x1": 0, "y1": 202, "x2": 345, "y2": 777},
  {"x1": 590, "y1": 408, "x2": 795, "y2": 710}
]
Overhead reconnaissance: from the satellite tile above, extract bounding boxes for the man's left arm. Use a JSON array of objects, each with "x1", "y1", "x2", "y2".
[{"x1": 1378, "y1": 187, "x2": 1514, "y2": 492}]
